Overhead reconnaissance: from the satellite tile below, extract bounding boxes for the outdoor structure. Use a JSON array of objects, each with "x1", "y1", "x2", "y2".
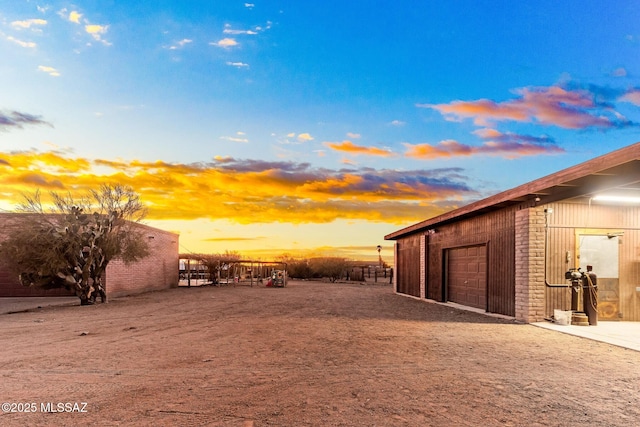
[
  {"x1": 211, "y1": 260, "x2": 287, "y2": 287},
  {"x1": 0, "y1": 213, "x2": 180, "y2": 298},
  {"x1": 178, "y1": 255, "x2": 287, "y2": 287},
  {"x1": 385, "y1": 142, "x2": 640, "y2": 323}
]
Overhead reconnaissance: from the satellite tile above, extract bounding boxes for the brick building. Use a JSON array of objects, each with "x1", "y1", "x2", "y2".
[
  {"x1": 0, "y1": 213, "x2": 179, "y2": 298},
  {"x1": 385, "y1": 142, "x2": 640, "y2": 323}
]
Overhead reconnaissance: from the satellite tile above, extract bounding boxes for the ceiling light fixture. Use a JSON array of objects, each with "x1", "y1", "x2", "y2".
[{"x1": 592, "y1": 195, "x2": 640, "y2": 203}]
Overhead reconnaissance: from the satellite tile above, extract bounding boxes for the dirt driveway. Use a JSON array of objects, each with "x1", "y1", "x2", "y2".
[{"x1": 1, "y1": 281, "x2": 639, "y2": 426}]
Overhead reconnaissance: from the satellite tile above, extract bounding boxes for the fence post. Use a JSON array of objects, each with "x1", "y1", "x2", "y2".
[{"x1": 187, "y1": 258, "x2": 191, "y2": 287}]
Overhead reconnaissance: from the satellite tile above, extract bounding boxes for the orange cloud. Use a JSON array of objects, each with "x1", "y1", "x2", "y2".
[
  {"x1": 212, "y1": 38, "x2": 238, "y2": 48},
  {"x1": 621, "y1": 89, "x2": 640, "y2": 105},
  {"x1": 0, "y1": 150, "x2": 478, "y2": 225},
  {"x1": 404, "y1": 131, "x2": 564, "y2": 160},
  {"x1": 420, "y1": 85, "x2": 630, "y2": 129},
  {"x1": 324, "y1": 141, "x2": 394, "y2": 157},
  {"x1": 404, "y1": 140, "x2": 472, "y2": 159}
]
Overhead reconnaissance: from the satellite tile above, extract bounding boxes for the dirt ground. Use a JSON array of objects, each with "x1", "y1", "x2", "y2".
[{"x1": 1, "y1": 281, "x2": 639, "y2": 427}]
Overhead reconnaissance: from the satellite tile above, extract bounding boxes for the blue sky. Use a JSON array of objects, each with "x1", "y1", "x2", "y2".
[{"x1": 1, "y1": 1, "x2": 640, "y2": 261}]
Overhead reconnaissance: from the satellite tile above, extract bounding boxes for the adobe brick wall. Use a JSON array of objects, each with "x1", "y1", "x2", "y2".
[
  {"x1": 0, "y1": 213, "x2": 76, "y2": 297},
  {"x1": 105, "y1": 224, "x2": 179, "y2": 299},
  {"x1": 0, "y1": 213, "x2": 179, "y2": 299},
  {"x1": 514, "y1": 207, "x2": 546, "y2": 322}
]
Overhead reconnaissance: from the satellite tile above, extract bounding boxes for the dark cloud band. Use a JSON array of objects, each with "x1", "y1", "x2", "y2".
[{"x1": 0, "y1": 110, "x2": 52, "y2": 130}]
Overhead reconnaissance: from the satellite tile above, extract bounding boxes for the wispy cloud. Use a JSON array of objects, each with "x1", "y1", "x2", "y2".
[
  {"x1": 284, "y1": 132, "x2": 314, "y2": 143},
  {"x1": 166, "y1": 38, "x2": 192, "y2": 50},
  {"x1": 621, "y1": 88, "x2": 640, "y2": 105},
  {"x1": 404, "y1": 131, "x2": 564, "y2": 160},
  {"x1": 220, "y1": 134, "x2": 249, "y2": 143},
  {"x1": 226, "y1": 61, "x2": 249, "y2": 68},
  {"x1": 222, "y1": 20, "x2": 272, "y2": 35},
  {"x1": 611, "y1": 67, "x2": 627, "y2": 77},
  {"x1": 0, "y1": 111, "x2": 53, "y2": 130},
  {"x1": 5, "y1": 35, "x2": 36, "y2": 48},
  {"x1": 223, "y1": 24, "x2": 258, "y2": 35},
  {"x1": 325, "y1": 141, "x2": 395, "y2": 157},
  {"x1": 0, "y1": 151, "x2": 479, "y2": 225},
  {"x1": 10, "y1": 19, "x2": 47, "y2": 30},
  {"x1": 254, "y1": 22, "x2": 272, "y2": 32},
  {"x1": 38, "y1": 65, "x2": 61, "y2": 77},
  {"x1": 420, "y1": 85, "x2": 634, "y2": 129},
  {"x1": 297, "y1": 133, "x2": 314, "y2": 142},
  {"x1": 346, "y1": 132, "x2": 361, "y2": 139},
  {"x1": 203, "y1": 236, "x2": 266, "y2": 242},
  {"x1": 85, "y1": 24, "x2": 110, "y2": 45},
  {"x1": 390, "y1": 120, "x2": 406, "y2": 127},
  {"x1": 68, "y1": 11, "x2": 83, "y2": 24},
  {"x1": 211, "y1": 38, "x2": 238, "y2": 48},
  {"x1": 58, "y1": 8, "x2": 111, "y2": 45}
]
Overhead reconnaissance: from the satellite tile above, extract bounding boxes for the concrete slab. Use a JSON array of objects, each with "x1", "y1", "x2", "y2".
[
  {"x1": 434, "y1": 298, "x2": 640, "y2": 353},
  {"x1": 0, "y1": 297, "x2": 78, "y2": 314},
  {"x1": 409, "y1": 294, "x2": 640, "y2": 353},
  {"x1": 533, "y1": 321, "x2": 640, "y2": 352}
]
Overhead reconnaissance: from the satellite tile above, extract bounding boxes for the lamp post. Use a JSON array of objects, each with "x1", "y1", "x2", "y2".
[{"x1": 376, "y1": 245, "x2": 382, "y2": 269}]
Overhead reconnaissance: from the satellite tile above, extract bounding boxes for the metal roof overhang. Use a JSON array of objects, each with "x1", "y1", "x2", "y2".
[{"x1": 385, "y1": 142, "x2": 640, "y2": 240}]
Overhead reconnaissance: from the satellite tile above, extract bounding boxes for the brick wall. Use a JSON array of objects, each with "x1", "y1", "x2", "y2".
[
  {"x1": 0, "y1": 213, "x2": 75, "y2": 297},
  {"x1": 105, "y1": 223, "x2": 180, "y2": 299},
  {"x1": 514, "y1": 207, "x2": 546, "y2": 322},
  {"x1": 0, "y1": 213, "x2": 179, "y2": 299}
]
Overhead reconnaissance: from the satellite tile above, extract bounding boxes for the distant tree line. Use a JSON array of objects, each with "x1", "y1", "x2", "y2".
[
  {"x1": 275, "y1": 255, "x2": 389, "y2": 282},
  {"x1": 179, "y1": 252, "x2": 386, "y2": 283}
]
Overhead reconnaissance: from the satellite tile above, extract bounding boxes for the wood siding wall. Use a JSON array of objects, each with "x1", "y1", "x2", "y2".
[
  {"x1": 397, "y1": 207, "x2": 517, "y2": 316},
  {"x1": 395, "y1": 234, "x2": 421, "y2": 297},
  {"x1": 544, "y1": 202, "x2": 640, "y2": 321}
]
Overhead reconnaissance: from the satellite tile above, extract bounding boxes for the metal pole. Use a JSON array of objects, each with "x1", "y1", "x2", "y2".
[{"x1": 187, "y1": 258, "x2": 191, "y2": 287}]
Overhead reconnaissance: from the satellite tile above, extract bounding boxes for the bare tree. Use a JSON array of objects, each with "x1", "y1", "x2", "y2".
[
  {"x1": 189, "y1": 251, "x2": 243, "y2": 284},
  {"x1": 0, "y1": 184, "x2": 149, "y2": 305},
  {"x1": 308, "y1": 257, "x2": 348, "y2": 282},
  {"x1": 275, "y1": 254, "x2": 313, "y2": 279}
]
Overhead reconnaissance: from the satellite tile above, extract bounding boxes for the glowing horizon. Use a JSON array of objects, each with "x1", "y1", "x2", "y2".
[{"x1": 2, "y1": 2, "x2": 639, "y2": 261}]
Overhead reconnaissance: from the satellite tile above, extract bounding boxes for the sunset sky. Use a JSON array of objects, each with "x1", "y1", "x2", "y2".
[{"x1": 2, "y1": 1, "x2": 640, "y2": 262}]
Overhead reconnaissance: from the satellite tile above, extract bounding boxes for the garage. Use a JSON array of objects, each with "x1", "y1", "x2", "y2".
[
  {"x1": 445, "y1": 245, "x2": 487, "y2": 310},
  {"x1": 387, "y1": 142, "x2": 640, "y2": 323}
]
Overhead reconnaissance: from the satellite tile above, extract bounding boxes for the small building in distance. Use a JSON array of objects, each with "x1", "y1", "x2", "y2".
[{"x1": 0, "y1": 213, "x2": 179, "y2": 299}]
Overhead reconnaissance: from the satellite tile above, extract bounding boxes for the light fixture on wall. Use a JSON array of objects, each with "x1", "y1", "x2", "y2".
[{"x1": 592, "y1": 194, "x2": 640, "y2": 204}]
